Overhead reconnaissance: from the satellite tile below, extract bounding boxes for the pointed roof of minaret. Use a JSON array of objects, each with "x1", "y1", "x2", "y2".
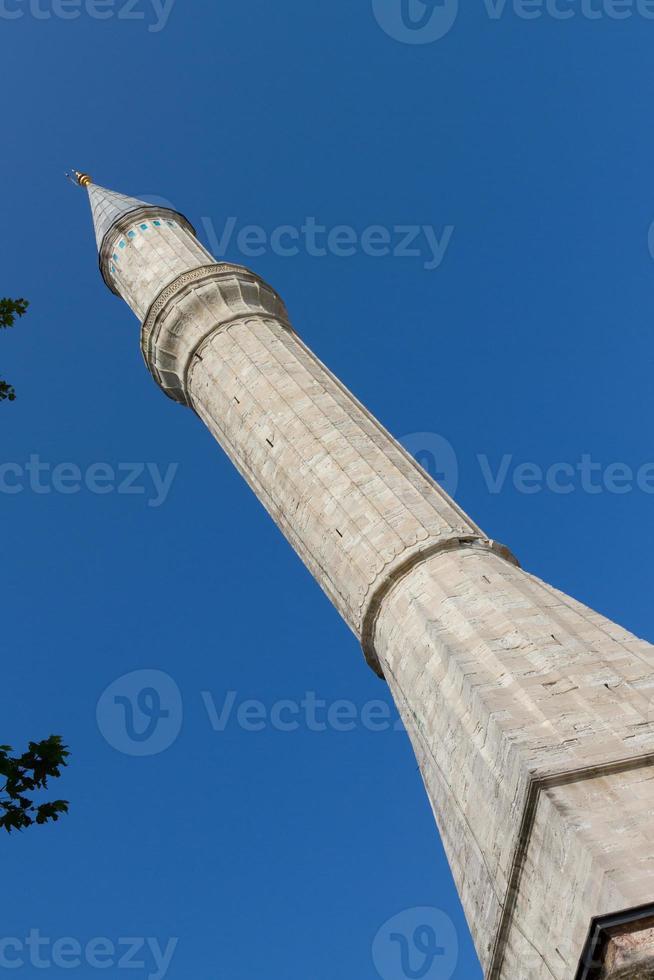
[
  {"x1": 86, "y1": 182, "x2": 154, "y2": 250},
  {"x1": 69, "y1": 170, "x2": 189, "y2": 252}
]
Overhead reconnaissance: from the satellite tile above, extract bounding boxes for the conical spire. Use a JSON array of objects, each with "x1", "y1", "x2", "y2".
[
  {"x1": 68, "y1": 170, "x2": 177, "y2": 251},
  {"x1": 87, "y1": 183, "x2": 156, "y2": 251},
  {"x1": 70, "y1": 170, "x2": 200, "y2": 300}
]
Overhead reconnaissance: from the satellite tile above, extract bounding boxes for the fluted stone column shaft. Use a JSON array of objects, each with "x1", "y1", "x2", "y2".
[{"x1": 85, "y1": 186, "x2": 654, "y2": 980}]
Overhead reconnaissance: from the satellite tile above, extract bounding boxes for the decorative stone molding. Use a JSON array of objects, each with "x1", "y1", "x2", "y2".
[
  {"x1": 140, "y1": 263, "x2": 291, "y2": 404},
  {"x1": 361, "y1": 535, "x2": 519, "y2": 676}
]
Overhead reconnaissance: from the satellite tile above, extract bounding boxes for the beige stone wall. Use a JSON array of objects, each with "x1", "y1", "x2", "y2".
[
  {"x1": 183, "y1": 291, "x2": 483, "y2": 634},
  {"x1": 373, "y1": 546, "x2": 654, "y2": 977}
]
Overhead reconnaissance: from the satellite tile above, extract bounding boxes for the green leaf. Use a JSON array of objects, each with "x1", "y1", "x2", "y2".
[{"x1": 0, "y1": 736, "x2": 70, "y2": 835}]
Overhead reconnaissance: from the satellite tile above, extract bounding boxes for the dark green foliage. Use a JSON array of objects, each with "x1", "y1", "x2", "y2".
[
  {"x1": 0, "y1": 299, "x2": 69, "y2": 837},
  {"x1": 0, "y1": 736, "x2": 70, "y2": 834},
  {"x1": 0, "y1": 297, "x2": 28, "y2": 328},
  {"x1": 0, "y1": 297, "x2": 29, "y2": 401}
]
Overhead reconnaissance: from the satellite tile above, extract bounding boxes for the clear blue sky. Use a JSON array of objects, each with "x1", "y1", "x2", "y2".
[{"x1": 3, "y1": 2, "x2": 654, "y2": 978}]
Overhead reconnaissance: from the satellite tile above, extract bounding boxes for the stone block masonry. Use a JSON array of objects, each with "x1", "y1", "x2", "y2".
[{"x1": 77, "y1": 175, "x2": 654, "y2": 978}]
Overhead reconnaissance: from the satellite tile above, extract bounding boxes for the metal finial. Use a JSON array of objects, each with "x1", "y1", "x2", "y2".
[{"x1": 65, "y1": 170, "x2": 92, "y2": 187}]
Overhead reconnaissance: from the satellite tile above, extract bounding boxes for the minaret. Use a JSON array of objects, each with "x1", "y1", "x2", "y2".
[{"x1": 76, "y1": 172, "x2": 654, "y2": 979}]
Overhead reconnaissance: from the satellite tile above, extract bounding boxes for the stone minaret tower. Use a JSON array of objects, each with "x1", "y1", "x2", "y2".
[{"x1": 76, "y1": 172, "x2": 654, "y2": 979}]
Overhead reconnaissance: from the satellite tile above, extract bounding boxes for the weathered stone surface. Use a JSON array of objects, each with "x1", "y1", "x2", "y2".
[
  {"x1": 186, "y1": 310, "x2": 484, "y2": 636},
  {"x1": 83, "y1": 180, "x2": 654, "y2": 980},
  {"x1": 600, "y1": 922, "x2": 654, "y2": 978},
  {"x1": 372, "y1": 549, "x2": 654, "y2": 978}
]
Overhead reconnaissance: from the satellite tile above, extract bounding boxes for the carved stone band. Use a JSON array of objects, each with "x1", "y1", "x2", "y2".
[
  {"x1": 140, "y1": 263, "x2": 290, "y2": 405},
  {"x1": 360, "y1": 535, "x2": 520, "y2": 677}
]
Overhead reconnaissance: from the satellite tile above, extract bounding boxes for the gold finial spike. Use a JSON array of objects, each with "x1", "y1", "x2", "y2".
[{"x1": 66, "y1": 169, "x2": 92, "y2": 187}]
